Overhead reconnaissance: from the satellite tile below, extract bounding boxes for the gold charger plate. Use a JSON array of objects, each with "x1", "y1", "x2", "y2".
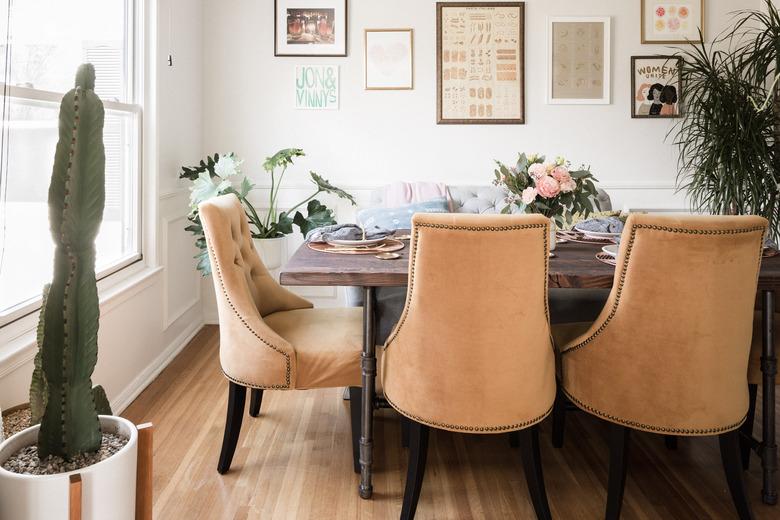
[{"x1": 308, "y1": 239, "x2": 405, "y2": 255}]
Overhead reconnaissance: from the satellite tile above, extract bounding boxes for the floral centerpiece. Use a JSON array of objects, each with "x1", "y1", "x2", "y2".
[{"x1": 493, "y1": 153, "x2": 601, "y2": 228}]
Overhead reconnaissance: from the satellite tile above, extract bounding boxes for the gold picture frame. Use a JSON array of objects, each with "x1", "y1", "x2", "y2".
[
  {"x1": 364, "y1": 29, "x2": 414, "y2": 91},
  {"x1": 641, "y1": 0, "x2": 704, "y2": 44}
]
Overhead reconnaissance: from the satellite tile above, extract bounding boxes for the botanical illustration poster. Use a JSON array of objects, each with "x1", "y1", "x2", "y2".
[
  {"x1": 632, "y1": 56, "x2": 682, "y2": 118},
  {"x1": 550, "y1": 20, "x2": 608, "y2": 103},
  {"x1": 437, "y1": 3, "x2": 525, "y2": 124},
  {"x1": 295, "y1": 65, "x2": 339, "y2": 109},
  {"x1": 642, "y1": 0, "x2": 703, "y2": 43},
  {"x1": 275, "y1": 0, "x2": 347, "y2": 56},
  {"x1": 365, "y1": 29, "x2": 414, "y2": 90}
]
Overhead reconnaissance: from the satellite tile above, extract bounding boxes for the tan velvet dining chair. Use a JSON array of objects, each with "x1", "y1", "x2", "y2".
[
  {"x1": 199, "y1": 194, "x2": 364, "y2": 475},
  {"x1": 551, "y1": 214, "x2": 767, "y2": 520},
  {"x1": 382, "y1": 213, "x2": 556, "y2": 520}
]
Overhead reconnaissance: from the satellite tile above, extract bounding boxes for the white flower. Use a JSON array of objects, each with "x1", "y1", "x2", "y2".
[
  {"x1": 214, "y1": 153, "x2": 243, "y2": 178},
  {"x1": 528, "y1": 163, "x2": 546, "y2": 179},
  {"x1": 521, "y1": 187, "x2": 538, "y2": 205},
  {"x1": 555, "y1": 156, "x2": 566, "y2": 166},
  {"x1": 527, "y1": 153, "x2": 538, "y2": 163}
]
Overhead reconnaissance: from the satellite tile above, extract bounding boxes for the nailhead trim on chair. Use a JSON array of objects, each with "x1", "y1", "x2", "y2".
[
  {"x1": 562, "y1": 388, "x2": 747, "y2": 435},
  {"x1": 385, "y1": 394, "x2": 553, "y2": 433},
  {"x1": 560, "y1": 223, "x2": 767, "y2": 356},
  {"x1": 207, "y1": 242, "x2": 292, "y2": 390}
]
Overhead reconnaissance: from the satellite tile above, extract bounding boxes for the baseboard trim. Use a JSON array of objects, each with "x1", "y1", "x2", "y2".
[{"x1": 112, "y1": 320, "x2": 205, "y2": 414}]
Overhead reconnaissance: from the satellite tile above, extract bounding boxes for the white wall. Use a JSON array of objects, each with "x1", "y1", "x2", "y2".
[{"x1": 0, "y1": 0, "x2": 205, "y2": 412}]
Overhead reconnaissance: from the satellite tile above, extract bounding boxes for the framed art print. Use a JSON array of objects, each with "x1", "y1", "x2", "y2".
[
  {"x1": 275, "y1": 0, "x2": 347, "y2": 57},
  {"x1": 641, "y1": 0, "x2": 703, "y2": 44},
  {"x1": 631, "y1": 56, "x2": 682, "y2": 118},
  {"x1": 365, "y1": 29, "x2": 414, "y2": 90},
  {"x1": 547, "y1": 17, "x2": 611, "y2": 105},
  {"x1": 436, "y1": 2, "x2": 525, "y2": 125}
]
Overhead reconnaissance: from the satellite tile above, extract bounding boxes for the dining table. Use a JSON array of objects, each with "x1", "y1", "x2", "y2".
[{"x1": 279, "y1": 233, "x2": 780, "y2": 505}]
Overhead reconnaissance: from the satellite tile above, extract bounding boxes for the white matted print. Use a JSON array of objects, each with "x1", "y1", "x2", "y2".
[
  {"x1": 365, "y1": 29, "x2": 414, "y2": 90},
  {"x1": 275, "y1": 0, "x2": 347, "y2": 56},
  {"x1": 295, "y1": 65, "x2": 339, "y2": 109},
  {"x1": 547, "y1": 17, "x2": 611, "y2": 105},
  {"x1": 641, "y1": 0, "x2": 703, "y2": 44}
]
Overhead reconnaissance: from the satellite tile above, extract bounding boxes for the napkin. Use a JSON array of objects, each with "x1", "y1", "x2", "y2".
[
  {"x1": 305, "y1": 224, "x2": 393, "y2": 243},
  {"x1": 577, "y1": 216, "x2": 624, "y2": 234}
]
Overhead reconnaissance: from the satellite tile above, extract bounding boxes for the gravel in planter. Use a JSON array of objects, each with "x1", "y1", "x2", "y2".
[
  {"x1": 2, "y1": 433, "x2": 129, "y2": 475},
  {"x1": 2, "y1": 408, "x2": 31, "y2": 440}
]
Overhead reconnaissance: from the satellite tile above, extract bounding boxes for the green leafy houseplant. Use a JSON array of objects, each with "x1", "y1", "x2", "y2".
[
  {"x1": 181, "y1": 148, "x2": 356, "y2": 275},
  {"x1": 672, "y1": 1, "x2": 780, "y2": 241},
  {"x1": 29, "y1": 64, "x2": 112, "y2": 460}
]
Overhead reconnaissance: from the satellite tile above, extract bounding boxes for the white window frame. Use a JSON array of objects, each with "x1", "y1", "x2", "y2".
[{"x1": 0, "y1": 0, "x2": 143, "y2": 329}]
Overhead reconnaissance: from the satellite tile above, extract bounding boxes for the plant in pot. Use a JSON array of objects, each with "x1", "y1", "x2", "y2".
[
  {"x1": 0, "y1": 64, "x2": 139, "y2": 520},
  {"x1": 672, "y1": 1, "x2": 780, "y2": 241},
  {"x1": 493, "y1": 153, "x2": 601, "y2": 250},
  {"x1": 181, "y1": 148, "x2": 356, "y2": 274}
]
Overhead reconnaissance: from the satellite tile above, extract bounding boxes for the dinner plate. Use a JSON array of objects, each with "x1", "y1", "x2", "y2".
[
  {"x1": 326, "y1": 237, "x2": 388, "y2": 247},
  {"x1": 601, "y1": 244, "x2": 619, "y2": 257},
  {"x1": 574, "y1": 223, "x2": 622, "y2": 240}
]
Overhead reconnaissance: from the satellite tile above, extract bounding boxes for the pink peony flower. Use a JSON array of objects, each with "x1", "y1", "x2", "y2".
[
  {"x1": 560, "y1": 178, "x2": 577, "y2": 193},
  {"x1": 536, "y1": 175, "x2": 561, "y2": 198},
  {"x1": 528, "y1": 163, "x2": 546, "y2": 179},
  {"x1": 551, "y1": 165, "x2": 572, "y2": 184},
  {"x1": 521, "y1": 187, "x2": 538, "y2": 205}
]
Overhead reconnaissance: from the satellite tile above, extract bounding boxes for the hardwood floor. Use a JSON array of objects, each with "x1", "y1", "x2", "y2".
[{"x1": 122, "y1": 326, "x2": 779, "y2": 519}]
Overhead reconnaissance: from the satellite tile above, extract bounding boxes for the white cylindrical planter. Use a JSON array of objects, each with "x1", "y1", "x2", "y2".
[
  {"x1": 0, "y1": 416, "x2": 138, "y2": 520},
  {"x1": 253, "y1": 236, "x2": 287, "y2": 270}
]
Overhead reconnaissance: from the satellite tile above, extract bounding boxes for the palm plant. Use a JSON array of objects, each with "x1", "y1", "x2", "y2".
[{"x1": 672, "y1": 1, "x2": 780, "y2": 241}]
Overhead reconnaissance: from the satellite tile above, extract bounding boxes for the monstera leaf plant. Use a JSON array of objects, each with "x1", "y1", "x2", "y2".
[{"x1": 181, "y1": 148, "x2": 356, "y2": 275}]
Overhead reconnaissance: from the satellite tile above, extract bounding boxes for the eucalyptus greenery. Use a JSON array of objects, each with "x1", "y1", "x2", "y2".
[
  {"x1": 181, "y1": 149, "x2": 355, "y2": 275},
  {"x1": 672, "y1": 1, "x2": 780, "y2": 240}
]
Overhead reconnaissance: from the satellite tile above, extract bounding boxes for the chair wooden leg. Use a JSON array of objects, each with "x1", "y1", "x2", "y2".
[
  {"x1": 720, "y1": 430, "x2": 756, "y2": 520},
  {"x1": 605, "y1": 423, "x2": 631, "y2": 520},
  {"x1": 740, "y1": 384, "x2": 758, "y2": 470},
  {"x1": 349, "y1": 387, "x2": 362, "y2": 474},
  {"x1": 249, "y1": 389, "x2": 263, "y2": 418},
  {"x1": 217, "y1": 382, "x2": 246, "y2": 474},
  {"x1": 400, "y1": 421, "x2": 430, "y2": 520},
  {"x1": 664, "y1": 435, "x2": 678, "y2": 450},
  {"x1": 401, "y1": 415, "x2": 410, "y2": 449},
  {"x1": 552, "y1": 387, "x2": 566, "y2": 449},
  {"x1": 518, "y1": 425, "x2": 552, "y2": 520}
]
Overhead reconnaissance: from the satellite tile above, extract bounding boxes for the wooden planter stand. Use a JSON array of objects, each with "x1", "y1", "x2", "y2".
[{"x1": 68, "y1": 423, "x2": 154, "y2": 520}]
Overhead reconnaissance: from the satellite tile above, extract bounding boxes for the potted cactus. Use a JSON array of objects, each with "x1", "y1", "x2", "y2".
[{"x1": 0, "y1": 65, "x2": 139, "y2": 520}]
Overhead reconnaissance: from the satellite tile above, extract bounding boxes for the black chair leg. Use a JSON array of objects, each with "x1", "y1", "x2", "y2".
[
  {"x1": 509, "y1": 431, "x2": 520, "y2": 448},
  {"x1": 605, "y1": 423, "x2": 631, "y2": 520},
  {"x1": 518, "y1": 425, "x2": 553, "y2": 520},
  {"x1": 740, "y1": 384, "x2": 758, "y2": 470},
  {"x1": 217, "y1": 381, "x2": 247, "y2": 474},
  {"x1": 720, "y1": 430, "x2": 756, "y2": 520},
  {"x1": 249, "y1": 388, "x2": 263, "y2": 418},
  {"x1": 552, "y1": 388, "x2": 566, "y2": 448},
  {"x1": 348, "y1": 386, "x2": 362, "y2": 474},
  {"x1": 400, "y1": 421, "x2": 430, "y2": 520},
  {"x1": 401, "y1": 415, "x2": 410, "y2": 448},
  {"x1": 664, "y1": 435, "x2": 678, "y2": 450}
]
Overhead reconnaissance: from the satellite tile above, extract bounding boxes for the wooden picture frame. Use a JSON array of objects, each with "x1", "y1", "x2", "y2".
[
  {"x1": 436, "y1": 2, "x2": 525, "y2": 125},
  {"x1": 547, "y1": 16, "x2": 611, "y2": 105},
  {"x1": 631, "y1": 55, "x2": 683, "y2": 118},
  {"x1": 641, "y1": 0, "x2": 704, "y2": 44},
  {"x1": 364, "y1": 29, "x2": 414, "y2": 90},
  {"x1": 274, "y1": 0, "x2": 348, "y2": 57}
]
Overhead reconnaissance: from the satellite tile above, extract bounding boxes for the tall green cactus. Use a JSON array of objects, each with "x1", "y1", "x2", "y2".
[{"x1": 33, "y1": 64, "x2": 108, "y2": 459}]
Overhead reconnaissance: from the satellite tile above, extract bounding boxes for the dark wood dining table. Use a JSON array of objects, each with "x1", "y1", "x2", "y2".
[{"x1": 280, "y1": 236, "x2": 780, "y2": 505}]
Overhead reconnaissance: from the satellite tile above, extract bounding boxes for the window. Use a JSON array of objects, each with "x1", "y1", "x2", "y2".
[{"x1": 0, "y1": 0, "x2": 141, "y2": 324}]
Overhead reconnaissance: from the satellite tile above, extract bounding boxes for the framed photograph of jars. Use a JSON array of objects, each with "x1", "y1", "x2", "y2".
[{"x1": 275, "y1": 0, "x2": 348, "y2": 57}]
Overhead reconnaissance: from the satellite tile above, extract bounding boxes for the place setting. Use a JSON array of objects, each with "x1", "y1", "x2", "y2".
[
  {"x1": 305, "y1": 223, "x2": 406, "y2": 260},
  {"x1": 556, "y1": 215, "x2": 625, "y2": 266}
]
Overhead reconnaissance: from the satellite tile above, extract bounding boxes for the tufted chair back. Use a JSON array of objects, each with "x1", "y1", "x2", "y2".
[
  {"x1": 560, "y1": 214, "x2": 767, "y2": 434},
  {"x1": 199, "y1": 194, "x2": 312, "y2": 389},
  {"x1": 382, "y1": 212, "x2": 555, "y2": 432}
]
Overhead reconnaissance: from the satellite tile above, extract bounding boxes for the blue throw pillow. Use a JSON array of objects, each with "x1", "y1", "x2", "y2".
[{"x1": 357, "y1": 198, "x2": 450, "y2": 230}]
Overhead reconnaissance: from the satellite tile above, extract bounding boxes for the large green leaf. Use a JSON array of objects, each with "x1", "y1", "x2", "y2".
[
  {"x1": 293, "y1": 199, "x2": 338, "y2": 237},
  {"x1": 263, "y1": 148, "x2": 305, "y2": 172},
  {"x1": 310, "y1": 172, "x2": 357, "y2": 205}
]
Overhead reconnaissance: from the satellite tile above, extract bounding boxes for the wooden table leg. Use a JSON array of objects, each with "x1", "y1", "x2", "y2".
[
  {"x1": 762, "y1": 290, "x2": 778, "y2": 505},
  {"x1": 136, "y1": 423, "x2": 154, "y2": 519},
  {"x1": 69, "y1": 474, "x2": 82, "y2": 520},
  {"x1": 359, "y1": 286, "x2": 377, "y2": 499}
]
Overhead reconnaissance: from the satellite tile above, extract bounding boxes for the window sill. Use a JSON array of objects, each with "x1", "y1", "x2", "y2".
[{"x1": 0, "y1": 264, "x2": 163, "y2": 379}]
